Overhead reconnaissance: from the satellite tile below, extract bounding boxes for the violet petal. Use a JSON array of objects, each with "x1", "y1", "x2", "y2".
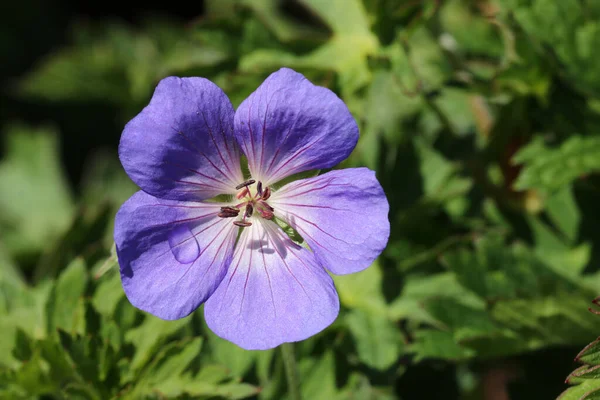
[
  {"x1": 204, "y1": 219, "x2": 339, "y2": 350},
  {"x1": 119, "y1": 77, "x2": 243, "y2": 201},
  {"x1": 270, "y1": 168, "x2": 390, "y2": 275},
  {"x1": 114, "y1": 191, "x2": 238, "y2": 319},
  {"x1": 234, "y1": 68, "x2": 358, "y2": 185}
]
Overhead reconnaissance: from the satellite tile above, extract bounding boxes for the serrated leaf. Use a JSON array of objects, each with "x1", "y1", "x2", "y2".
[
  {"x1": 502, "y1": 0, "x2": 600, "y2": 96},
  {"x1": 559, "y1": 379, "x2": 600, "y2": 400},
  {"x1": 513, "y1": 136, "x2": 600, "y2": 192},
  {"x1": 567, "y1": 365, "x2": 600, "y2": 384},
  {"x1": 133, "y1": 337, "x2": 204, "y2": 397},
  {"x1": 577, "y1": 338, "x2": 600, "y2": 366},
  {"x1": 125, "y1": 315, "x2": 189, "y2": 375}
]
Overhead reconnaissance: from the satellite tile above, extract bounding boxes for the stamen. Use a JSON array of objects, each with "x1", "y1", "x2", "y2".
[
  {"x1": 218, "y1": 206, "x2": 240, "y2": 218},
  {"x1": 255, "y1": 203, "x2": 274, "y2": 219},
  {"x1": 256, "y1": 181, "x2": 263, "y2": 197},
  {"x1": 235, "y1": 179, "x2": 256, "y2": 190},
  {"x1": 245, "y1": 204, "x2": 254, "y2": 218},
  {"x1": 233, "y1": 221, "x2": 252, "y2": 227},
  {"x1": 236, "y1": 187, "x2": 250, "y2": 199},
  {"x1": 262, "y1": 187, "x2": 271, "y2": 200},
  {"x1": 259, "y1": 209, "x2": 274, "y2": 219}
]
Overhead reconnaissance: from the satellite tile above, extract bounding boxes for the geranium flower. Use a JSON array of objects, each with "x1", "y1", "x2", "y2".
[{"x1": 114, "y1": 68, "x2": 389, "y2": 350}]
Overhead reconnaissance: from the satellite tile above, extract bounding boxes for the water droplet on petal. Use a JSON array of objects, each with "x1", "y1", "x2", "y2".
[{"x1": 168, "y1": 224, "x2": 200, "y2": 264}]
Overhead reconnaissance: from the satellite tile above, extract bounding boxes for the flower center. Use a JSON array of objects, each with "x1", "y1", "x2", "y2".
[{"x1": 218, "y1": 179, "x2": 274, "y2": 227}]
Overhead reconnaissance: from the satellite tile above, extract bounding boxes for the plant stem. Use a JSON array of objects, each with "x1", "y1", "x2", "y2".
[{"x1": 281, "y1": 342, "x2": 302, "y2": 400}]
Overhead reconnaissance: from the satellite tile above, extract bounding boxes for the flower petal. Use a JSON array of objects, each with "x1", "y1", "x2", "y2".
[
  {"x1": 233, "y1": 68, "x2": 358, "y2": 185},
  {"x1": 204, "y1": 219, "x2": 339, "y2": 350},
  {"x1": 114, "y1": 191, "x2": 238, "y2": 320},
  {"x1": 269, "y1": 168, "x2": 389, "y2": 275},
  {"x1": 119, "y1": 77, "x2": 243, "y2": 201}
]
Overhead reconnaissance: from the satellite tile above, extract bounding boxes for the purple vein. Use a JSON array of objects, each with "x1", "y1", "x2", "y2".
[
  {"x1": 239, "y1": 228, "x2": 254, "y2": 315},
  {"x1": 264, "y1": 105, "x2": 302, "y2": 179},
  {"x1": 200, "y1": 110, "x2": 239, "y2": 180},
  {"x1": 263, "y1": 222, "x2": 309, "y2": 299},
  {"x1": 246, "y1": 94, "x2": 258, "y2": 173},
  {"x1": 285, "y1": 211, "x2": 353, "y2": 245},
  {"x1": 172, "y1": 127, "x2": 234, "y2": 186},
  {"x1": 219, "y1": 229, "x2": 248, "y2": 313},
  {"x1": 267, "y1": 135, "x2": 326, "y2": 183},
  {"x1": 163, "y1": 159, "x2": 231, "y2": 189}
]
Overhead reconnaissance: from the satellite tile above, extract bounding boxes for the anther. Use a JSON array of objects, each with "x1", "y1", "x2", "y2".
[
  {"x1": 218, "y1": 206, "x2": 240, "y2": 218},
  {"x1": 235, "y1": 179, "x2": 256, "y2": 190},
  {"x1": 256, "y1": 181, "x2": 263, "y2": 197},
  {"x1": 233, "y1": 221, "x2": 252, "y2": 227},
  {"x1": 262, "y1": 187, "x2": 271, "y2": 200},
  {"x1": 245, "y1": 204, "x2": 254, "y2": 218}
]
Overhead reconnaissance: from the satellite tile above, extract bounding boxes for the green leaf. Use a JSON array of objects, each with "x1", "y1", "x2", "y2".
[
  {"x1": 528, "y1": 216, "x2": 591, "y2": 281},
  {"x1": 240, "y1": 0, "x2": 323, "y2": 43},
  {"x1": 337, "y1": 373, "x2": 396, "y2": 400},
  {"x1": 46, "y1": 258, "x2": 88, "y2": 335},
  {"x1": 91, "y1": 266, "x2": 124, "y2": 317},
  {"x1": 132, "y1": 337, "x2": 203, "y2": 397},
  {"x1": 240, "y1": 0, "x2": 379, "y2": 96},
  {"x1": 559, "y1": 379, "x2": 600, "y2": 400},
  {"x1": 206, "y1": 328, "x2": 258, "y2": 378},
  {"x1": 567, "y1": 365, "x2": 600, "y2": 384},
  {"x1": 414, "y1": 138, "x2": 472, "y2": 206},
  {"x1": 124, "y1": 315, "x2": 189, "y2": 375},
  {"x1": 424, "y1": 298, "x2": 499, "y2": 342},
  {"x1": 130, "y1": 335, "x2": 258, "y2": 399},
  {"x1": 577, "y1": 338, "x2": 600, "y2": 366},
  {"x1": 0, "y1": 124, "x2": 74, "y2": 255},
  {"x1": 410, "y1": 330, "x2": 474, "y2": 361},
  {"x1": 388, "y1": 272, "x2": 483, "y2": 326},
  {"x1": 333, "y1": 260, "x2": 388, "y2": 316},
  {"x1": 545, "y1": 185, "x2": 581, "y2": 243},
  {"x1": 346, "y1": 309, "x2": 404, "y2": 370},
  {"x1": 298, "y1": 351, "x2": 337, "y2": 400},
  {"x1": 513, "y1": 136, "x2": 600, "y2": 192},
  {"x1": 502, "y1": 0, "x2": 600, "y2": 96}
]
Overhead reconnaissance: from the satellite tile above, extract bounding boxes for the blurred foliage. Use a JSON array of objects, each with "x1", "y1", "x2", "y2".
[{"x1": 2, "y1": 0, "x2": 600, "y2": 399}]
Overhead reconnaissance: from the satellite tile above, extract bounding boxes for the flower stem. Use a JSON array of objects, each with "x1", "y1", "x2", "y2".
[{"x1": 281, "y1": 342, "x2": 302, "y2": 400}]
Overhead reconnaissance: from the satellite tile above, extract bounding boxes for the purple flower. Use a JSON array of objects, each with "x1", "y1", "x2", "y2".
[{"x1": 114, "y1": 68, "x2": 390, "y2": 350}]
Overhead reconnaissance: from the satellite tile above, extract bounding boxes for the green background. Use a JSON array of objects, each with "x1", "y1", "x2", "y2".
[{"x1": 2, "y1": 0, "x2": 600, "y2": 398}]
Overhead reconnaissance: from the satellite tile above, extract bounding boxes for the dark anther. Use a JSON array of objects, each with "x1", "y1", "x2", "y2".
[
  {"x1": 233, "y1": 221, "x2": 252, "y2": 227},
  {"x1": 218, "y1": 206, "x2": 240, "y2": 218},
  {"x1": 245, "y1": 204, "x2": 254, "y2": 218},
  {"x1": 256, "y1": 181, "x2": 263, "y2": 197},
  {"x1": 262, "y1": 187, "x2": 271, "y2": 200},
  {"x1": 235, "y1": 179, "x2": 256, "y2": 190},
  {"x1": 263, "y1": 203, "x2": 274, "y2": 212}
]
